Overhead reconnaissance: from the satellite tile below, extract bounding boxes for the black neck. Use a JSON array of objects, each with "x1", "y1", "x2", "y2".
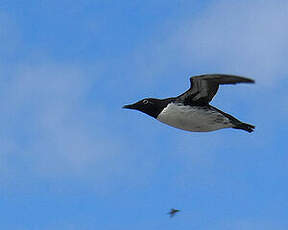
[{"x1": 144, "y1": 98, "x2": 174, "y2": 118}]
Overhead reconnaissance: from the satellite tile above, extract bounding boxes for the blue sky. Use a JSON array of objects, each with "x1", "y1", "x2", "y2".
[{"x1": 1, "y1": 0, "x2": 288, "y2": 229}]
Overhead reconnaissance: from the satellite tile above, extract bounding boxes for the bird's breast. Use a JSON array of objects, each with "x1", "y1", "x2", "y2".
[{"x1": 156, "y1": 103, "x2": 232, "y2": 132}]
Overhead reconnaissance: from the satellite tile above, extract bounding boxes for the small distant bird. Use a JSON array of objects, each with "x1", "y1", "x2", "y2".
[
  {"x1": 168, "y1": 208, "x2": 180, "y2": 218},
  {"x1": 123, "y1": 74, "x2": 255, "y2": 133}
]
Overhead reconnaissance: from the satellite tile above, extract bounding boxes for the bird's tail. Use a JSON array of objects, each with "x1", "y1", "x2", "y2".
[{"x1": 233, "y1": 122, "x2": 255, "y2": 133}]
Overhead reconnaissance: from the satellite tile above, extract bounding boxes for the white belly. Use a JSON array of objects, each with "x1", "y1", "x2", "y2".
[{"x1": 157, "y1": 103, "x2": 233, "y2": 132}]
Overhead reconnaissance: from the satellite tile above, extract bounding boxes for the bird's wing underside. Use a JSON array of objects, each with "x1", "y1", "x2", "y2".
[{"x1": 176, "y1": 74, "x2": 254, "y2": 105}]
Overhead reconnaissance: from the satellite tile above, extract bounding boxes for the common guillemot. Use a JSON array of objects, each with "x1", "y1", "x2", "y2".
[
  {"x1": 123, "y1": 74, "x2": 255, "y2": 133},
  {"x1": 167, "y1": 208, "x2": 180, "y2": 218}
]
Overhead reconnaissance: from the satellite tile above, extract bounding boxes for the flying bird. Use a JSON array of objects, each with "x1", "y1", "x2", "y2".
[
  {"x1": 168, "y1": 208, "x2": 180, "y2": 218},
  {"x1": 123, "y1": 74, "x2": 255, "y2": 133}
]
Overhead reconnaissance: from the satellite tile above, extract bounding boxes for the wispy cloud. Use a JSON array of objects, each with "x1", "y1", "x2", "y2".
[
  {"x1": 0, "y1": 59, "x2": 141, "y2": 193},
  {"x1": 127, "y1": 0, "x2": 288, "y2": 89},
  {"x1": 174, "y1": 0, "x2": 288, "y2": 83}
]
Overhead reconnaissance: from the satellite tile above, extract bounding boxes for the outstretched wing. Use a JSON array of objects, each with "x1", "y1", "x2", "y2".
[{"x1": 177, "y1": 74, "x2": 254, "y2": 105}]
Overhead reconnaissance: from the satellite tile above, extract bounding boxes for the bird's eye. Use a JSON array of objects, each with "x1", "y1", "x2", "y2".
[{"x1": 143, "y1": 100, "x2": 149, "y2": 104}]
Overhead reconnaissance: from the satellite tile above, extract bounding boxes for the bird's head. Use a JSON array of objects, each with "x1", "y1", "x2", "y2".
[{"x1": 123, "y1": 98, "x2": 166, "y2": 118}]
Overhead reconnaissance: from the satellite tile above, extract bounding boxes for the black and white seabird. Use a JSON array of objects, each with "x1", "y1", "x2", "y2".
[
  {"x1": 123, "y1": 74, "x2": 255, "y2": 133},
  {"x1": 167, "y1": 208, "x2": 180, "y2": 218}
]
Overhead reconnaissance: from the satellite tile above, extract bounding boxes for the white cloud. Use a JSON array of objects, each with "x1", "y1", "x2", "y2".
[
  {"x1": 177, "y1": 0, "x2": 288, "y2": 83},
  {"x1": 128, "y1": 0, "x2": 288, "y2": 89},
  {"x1": 0, "y1": 59, "x2": 145, "y2": 193}
]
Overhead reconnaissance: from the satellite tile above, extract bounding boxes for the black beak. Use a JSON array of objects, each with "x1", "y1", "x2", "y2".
[{"x1": 122, "y1": 104, "x2": 135, "y2": 109}]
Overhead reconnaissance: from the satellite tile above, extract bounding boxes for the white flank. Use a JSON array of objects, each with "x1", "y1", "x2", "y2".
[{"x1": 157, "y1": 103, "x2": 233, "y2": 132}]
